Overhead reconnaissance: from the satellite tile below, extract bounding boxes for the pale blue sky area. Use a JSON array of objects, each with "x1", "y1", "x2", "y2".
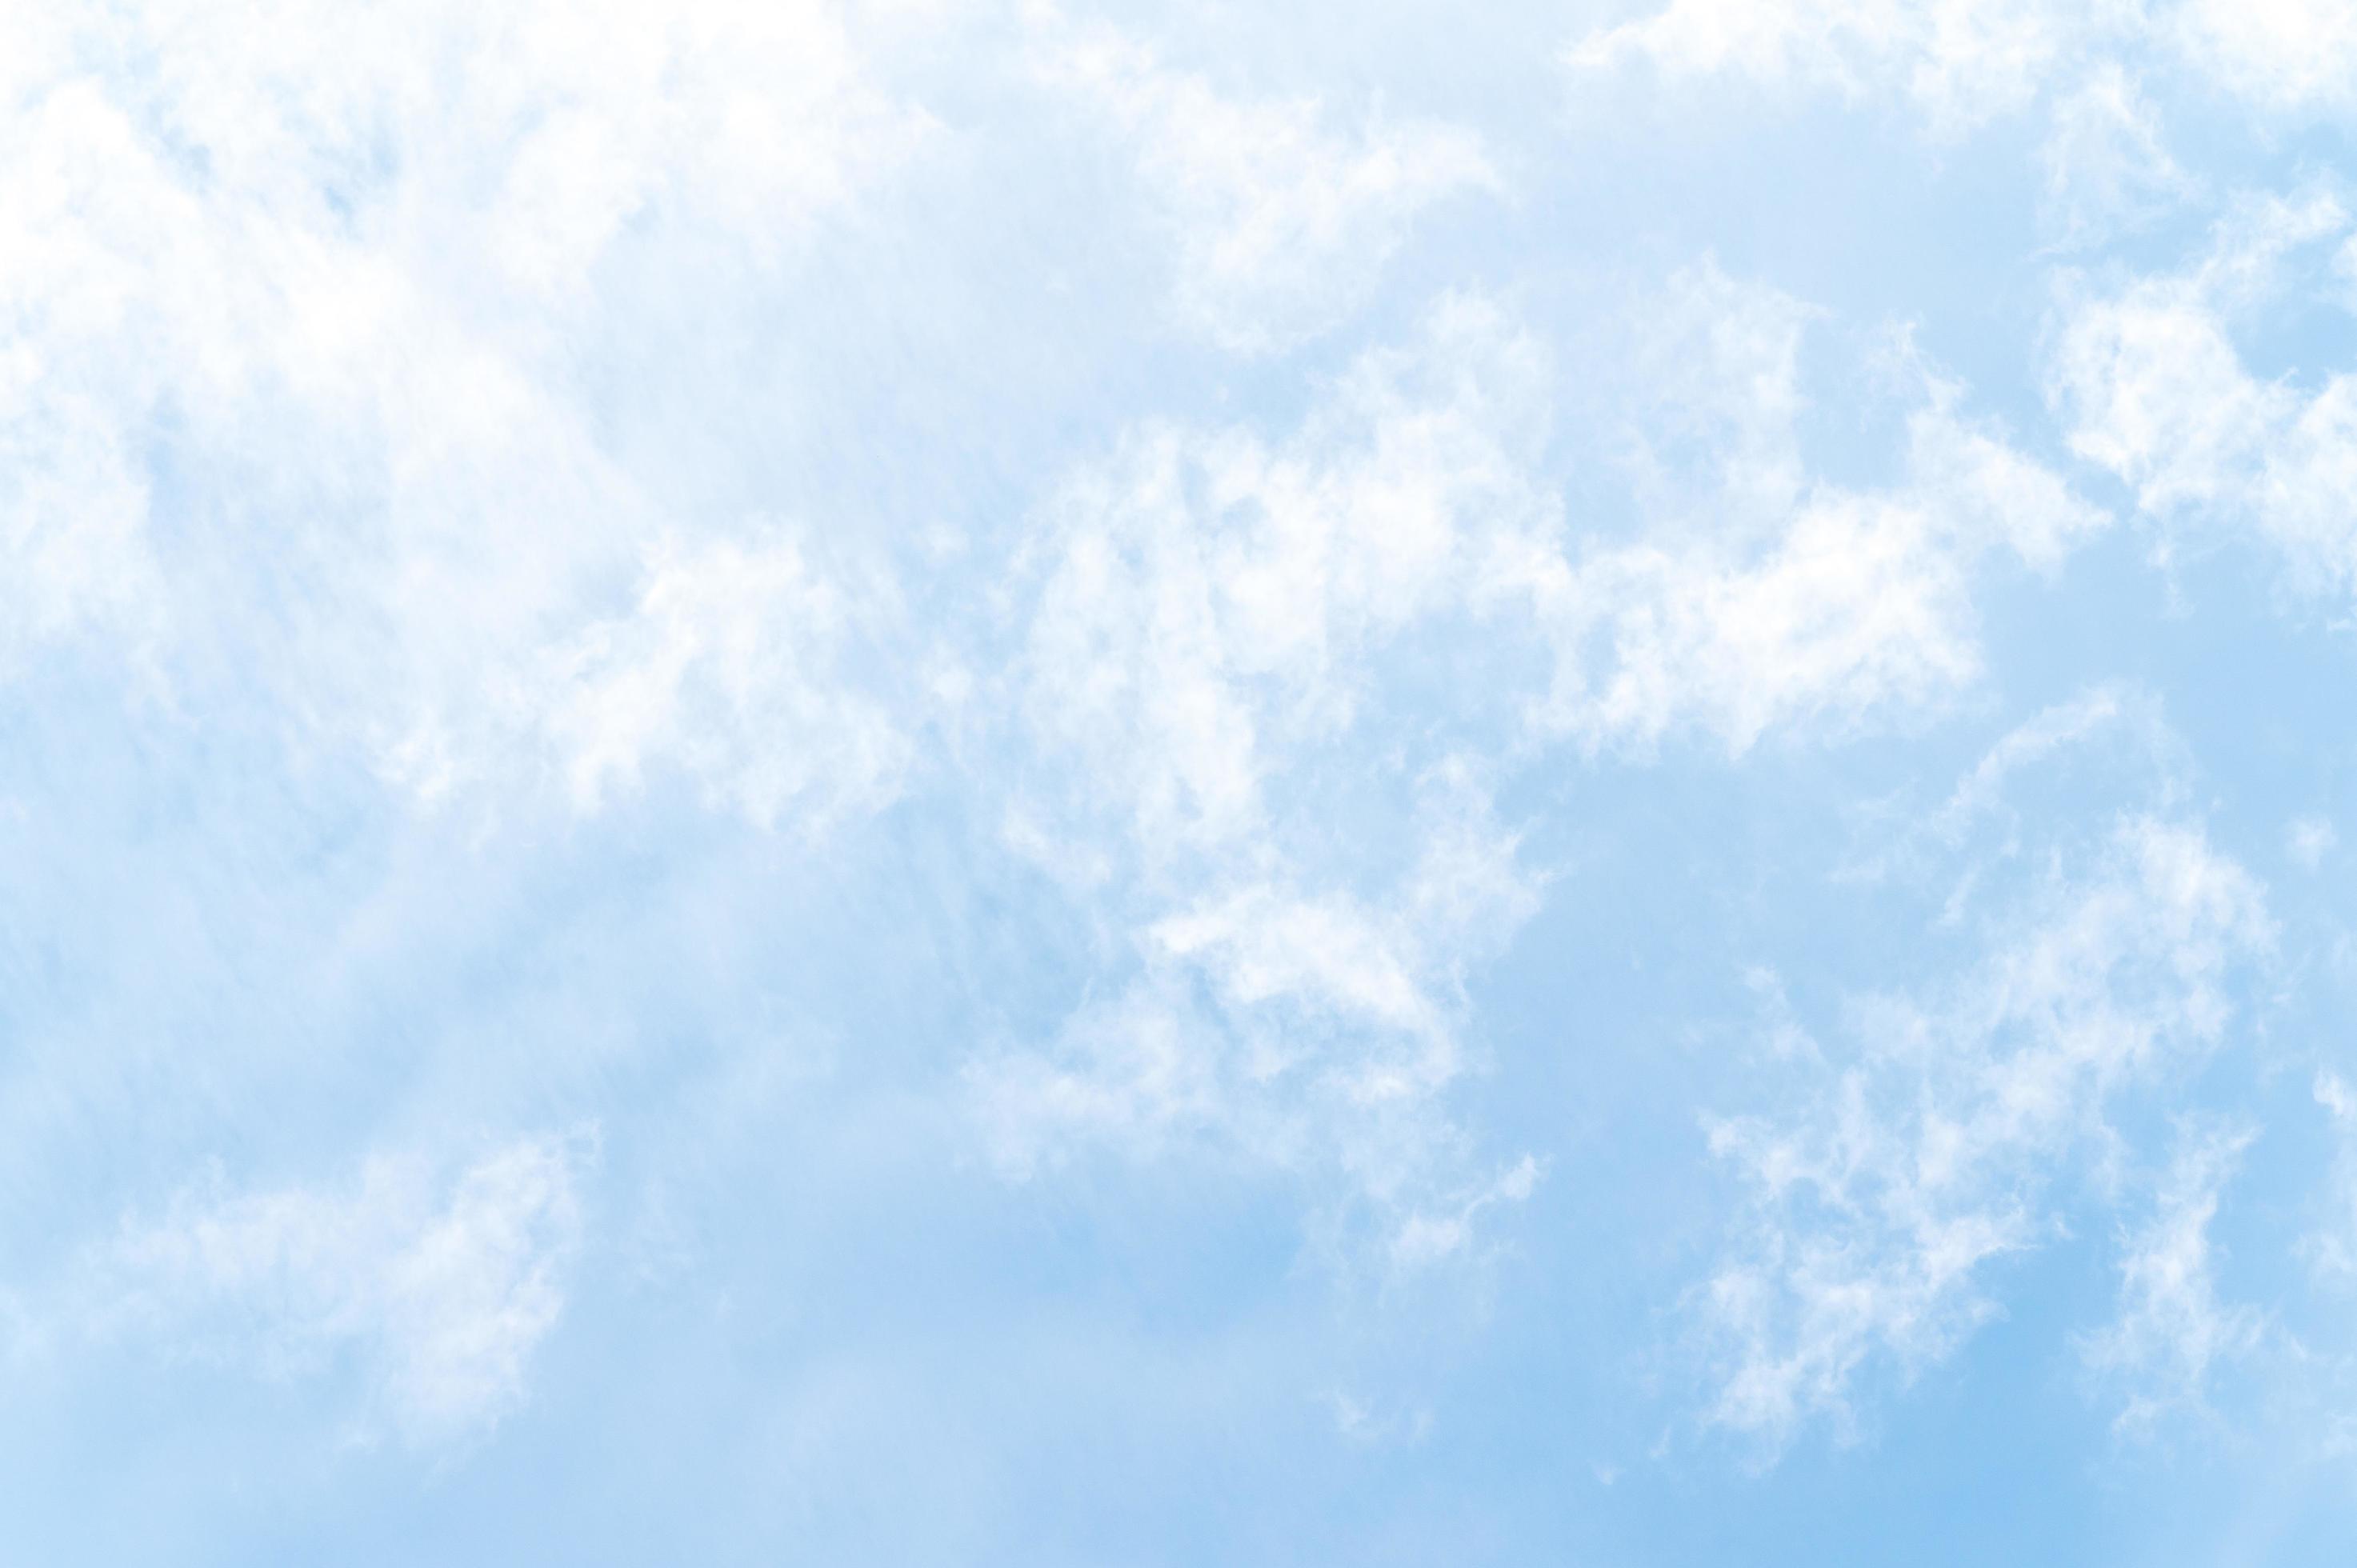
[{"x1": 10, "y1": 2, "x2": 2357, "y2": 1562}]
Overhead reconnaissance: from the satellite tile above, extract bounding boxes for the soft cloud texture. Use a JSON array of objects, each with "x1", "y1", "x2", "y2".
[
  {"x1": 15, "y1": 1, "x2": 2357, "y2": 1560},
  {"x1": 2049, "y1": 188, "x2": 2357, "y2": 594},
  {"x1": 0, "y1": 0, "x2": 938, "y2": 822},
  {"x1": 1568, "y1": 0, "x2": 2079, "y2": 132},
  {"x1": 1702, "y1": 806, "x2": 2271, "y2": 1446},
  {"x1": 2039, "y1": 63, "x2": 2191, "y2": 246},
  {"x1": 75, "y1": 1134, "x2": 590, "y2": 1442},
  {"x1": 974, "y1": 762, "x2": 1542, "y2": 1261},
  {"x1": 2079, "y1": 1121, "x2": 2263, "y2": 1434},
  {"x1": 1571, "y1": 0, "x2": 2357, "y2": 129},
  {"x1": 1032, "y1": 15, "x2": 1497, "y2": 351},
  {"x1": 982, "y1": 269, "x2": 2097, "y2": 1253},
  {"x1": 2171, "y1": 0, "x2": 2357, "y2": 114},
  {"x1": 1528, "y1": 270, "x2": 2107, "y2": 753}
]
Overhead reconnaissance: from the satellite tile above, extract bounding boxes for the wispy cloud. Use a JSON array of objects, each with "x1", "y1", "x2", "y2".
[
  {"x1": 2079, "y1": 1120, "x2": 2264, "y2": 1435},
  {"x1": 1030, "y1": 12, "x2": 1497, "y2": 353},
  {"x1": 1699, "y1": 812, "x2": 2271, "y2": 1450},
  {"x1": 66, "y1": 1131, "x2": 593, "y2": 1443}
]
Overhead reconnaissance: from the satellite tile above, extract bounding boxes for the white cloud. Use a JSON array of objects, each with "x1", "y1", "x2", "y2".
[
  {"x1": 352, "y1": 499, "x2": 917, "y2": 831},
  {"x1": 2039, "y1": 63, "x2": 2191, "y2": 246},
  {"x1": 113, "y1": 0, "x2": 934, "y2": 295},
  {"x1": 1700, "y1": 815, "x2": 2272, "y2": 1446},
  {"x1": 0, "y1": 80, "x2": 181, "y2": 673},
  {"x1": 2171, "y1": 0, "x2": 2357, "y2": 114},
  {"x1": 1010, "y1": 293, "x2": 1555, "y2": 862},
  {"x1": 971, "y1": 762, "x2": 1543, "y2": 1262},
  {"x1": 2303, "y1": 1071, "x2": 2357, "y2": 1284},
  {"x1": 1031, "y1": 16, "x2": 1497, "y2": 352},
  {"x1": 1533, "y1": 490, "x2": 1987, "y2": 752},
  {"x1": 1833, "y1": 682, "x2": 2196, "y2": 920},
  {"x1": 0, "y1": 0, "x2": 938, "y2": 826},
  {"x1": 2079, "y1": 1121, "x2": 2263, "y2": 1434},
  {"x1": 979, "y1": 294, "x2": 1573, "y2": 1259},
  {"x1": 2288, "y1": 814, "x2": 2338, "y2": 871},
  {"x1": 81, "y1": 1132, "x2": 592, "y2": 1442},
  {"x1": 1931, "y1": 684, "x2": 2159, "y2": 834},
  {"x1": 1388, "y1": 1154, "x2": 1543, "y2": 1270},
  {"x1": 1612, "y1": 261, "x2": 1818, "y2": 533},
  {"x1": 2048, "y1": 189, "x2": 2357, "y2": 596},
  {"x1": 987, "y1": 274, "x2": 2104, "y2": 1263},
  {"x1": 1528, "y1": 270, "x2": 2107, "y2": 754},
  {"x1": 1571, "y1": 0, "x2": 2357, "y2": 131},
  {"x1": 526, "y1": 529, "x2": 910, "y2": 830},
  {"x1": 1565, "y1": 0, "x2": 2089, "y2": 133}
]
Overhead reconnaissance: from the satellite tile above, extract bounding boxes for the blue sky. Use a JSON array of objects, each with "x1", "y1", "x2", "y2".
[{"x1": 11, "y1": 0, "x2": 2357, "y2": 1561}]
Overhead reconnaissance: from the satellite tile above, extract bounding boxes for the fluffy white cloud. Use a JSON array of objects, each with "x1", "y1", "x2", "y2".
[
  {"x1": 0, "y1": 0, "x2": 937, "y2": 825},
  {"x1": 1701, "y1": 814, "x2": 2272, "y2": 1446},
  {"x1": 1010, "y1": 292, "x2": 1555, "y2": 862},
  {"x1": 1030, "y1": 15, "x2": 1497, "y2": 352},
  {"x1": 2048, "y1": 189, "x2": 2357, "y2": 596},
  {"x1": 1530, "y1": 270, "x2": 2107, "y2": 754},
  {"x1": 1010, "y1": 264, "x2": 2106, "y2": 794},
  {"x1": 2171, "y1": 0, "x2": 2357, "y2": 114},
  {"x1": 78, "y1": 1133, "x2": 590, "y2": 1442}
]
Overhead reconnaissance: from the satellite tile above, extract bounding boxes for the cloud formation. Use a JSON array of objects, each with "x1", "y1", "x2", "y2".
[
  {"x1": 1033, "y1": 15, "x2": 1497, "y2": 352},
  {"x1": 16, "y1": 0, "x2": 2357, "y2": 1555},
  {"x1": 2049, "y1": 188, "x2": 2357, "y2": 598},
  {"x1": 73, "y1": 1133, "x2": 590, "y2": 1442},
  {"x1": 1701, "y1": 791, "x2": 2271, "y2": 1447}
]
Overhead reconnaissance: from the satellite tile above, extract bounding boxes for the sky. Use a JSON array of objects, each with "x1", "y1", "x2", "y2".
[{"x1": 10, "y1": 0, "x2": 2357, "y2": 1561}]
